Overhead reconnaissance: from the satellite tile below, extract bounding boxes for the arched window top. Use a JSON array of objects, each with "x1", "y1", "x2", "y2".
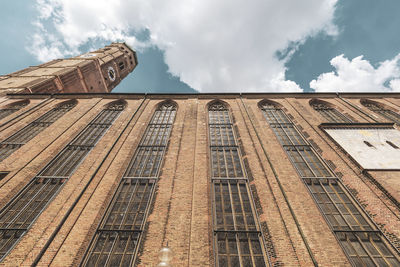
[
  {"x1": 106, "y1": 99, "x2": 126, "y2": 110},
  {"x1": 157, "y1": 100, "x2": 177, "y2": 111},
  {"x1": 152, "y1": 100, "x2": 177, "y2": 124},
  {"x1": 56, "y1": 99, "x2": 78, "y2": 109},
  {"x1": 310, "y1": 98, "x2": 352, "y2": 123},
  {"x1": 208, "y1": 100, "x2": 231, "y2": 124},
  {"x1": 361, "y1": 98, "x2": 400, "y2": 124},
  {"x1": 258, "y1": 99, "x2": 282, "y2": 110},
  {"x1": 0, "y1": 99, "x2": 76, "y2": 162},
  {"x1": 3, "y1": 99, "x2": 29, "y2": 109},
  {"x1": 208, "y1": 100, "x2": 229, "y2": 111},
  {"x1": 310, "y1": 98, "x2": 335, "y2": 110},
  {"x1": 0, "y1": 99, "x2": 30, "y2": 120},
  {"x1": 361, "y1": 99, "x2": 387, "y2": 111}
]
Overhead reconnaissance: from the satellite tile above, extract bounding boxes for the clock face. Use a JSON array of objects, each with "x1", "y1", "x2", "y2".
[{"x1": 107, "y1": 66, "x2": 116, "y2": 82}]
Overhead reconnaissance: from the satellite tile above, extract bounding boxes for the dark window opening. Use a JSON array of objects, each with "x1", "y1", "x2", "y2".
[
  {"x1": 386, "y1": 140, "x2": 399, "y2": 149},
  {"x1": 0, "y1": 172, "x2": 9, "y2": 180},
  {"x1": 364, "y1": 141, "x2": 374, "y2": 148},
  {"x1": 119, "y1": 62, "x2": 125, "y2": 71}
]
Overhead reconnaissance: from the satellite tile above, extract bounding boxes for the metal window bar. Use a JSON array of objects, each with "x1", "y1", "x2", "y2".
[
  {"x1": 82, "y1": 102, "x2": 176, "y2": 267},
  {"x1": 0, "y1": 102, "x2": 76, "y2": 162},
  {"x1": 283, "y1": 146, "x2": 333, "y2": 178},
  {"x1": 260, "y1": 104, "x2": 400, "y2": 266},
  {"x1": 0, "y1": 102, "x2": 28, "y2": 121},
  {"x1": 211, "y1": 147, "x2": 244, "y2": 178},
  {"x1": 364, "y1": 103, "x2": 400, "y2": 125},
  {"x1": 216, "y1": 232, "x2": 266, "y2": 267},
  {"x1": 312, "y1": 104, "x2": 352, "y2": 123},
  {"x1": 213, "y1": 180, "x2": 257, "y2": 232},
  {"x1": 208, "y1": 103, "x2": 268, "y2": 267},
  {"x1": 0, "y1": 102, "x2": 124, "y2": 261}
]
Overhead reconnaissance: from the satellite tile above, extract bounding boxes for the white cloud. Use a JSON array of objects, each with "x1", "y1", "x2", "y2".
[
  {"x1": 30, "y1": 0, "x2": 338, "y2": 92},
  {"x1": 310, "y1": 54, "x2": 400, "y2": 92}
]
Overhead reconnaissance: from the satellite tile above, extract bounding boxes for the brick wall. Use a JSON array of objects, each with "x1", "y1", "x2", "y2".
[{"x1": 0, "y1": 93, "x2": 399, "y2": 266}]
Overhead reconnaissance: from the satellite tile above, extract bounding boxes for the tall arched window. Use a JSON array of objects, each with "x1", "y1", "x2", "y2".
[
  {"x1": 310, "y1": 99, "x2": 352, "y2": 123},
  {"x1": 208, "y1": 101, "x2": 268, "y2": 267},
  {"x1": 82, "y1": 101, "x2": 177, "y2": 267},
  {"x1": 362, "y1": 99, "x2": 400, "y2": 125},
  {"x1": 0, "y1": 100, "x2": 125, "y2": 261},
  {"x1": 259, "y1": 100, "x2": 400, "y2": 266},
  {"x1": 0, "y1": 100, "x2": 77, "y2": 161},
  {"x1": 0, "y1": 100, "x2": 29, "y2": 120}
]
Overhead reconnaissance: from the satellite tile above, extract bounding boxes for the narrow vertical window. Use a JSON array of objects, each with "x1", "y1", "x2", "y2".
[
  {"x1": 119, "y1": 61, "x2": 125, "y2": 70},
  {"x1": 82, "y1": 101, "x2": 176, "y2": 267},
  {"x1": 0, "y1": 100, "x2": 29, "y2": 120},
  {"x1": 208, "y1": 102, "x2": 268, "y2": 267},
  {"x1": 0, "y1": 100, "x2": 77, "y2": 161},
  {"x1": 362, "y1": 100, "x2": 400, "y2": 125},
  {"x1": 311, "y1": 100, "x2": 352, "y2": 123},
  {"x1": 260, "y1": 100, "x2": 400, "y2": 266},
  {"x1": 0, "y1": 100, "x2": 125, "y2": 261}
]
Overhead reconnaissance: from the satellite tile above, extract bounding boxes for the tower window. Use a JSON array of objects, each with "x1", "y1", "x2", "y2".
[{"x1": 118, "y1": 61, "x2": 125, "y2": 70}]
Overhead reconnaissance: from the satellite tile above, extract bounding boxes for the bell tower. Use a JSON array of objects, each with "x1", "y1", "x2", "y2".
[{"x1": 0, "y1": 42, "x2": 137, "y2": 95}]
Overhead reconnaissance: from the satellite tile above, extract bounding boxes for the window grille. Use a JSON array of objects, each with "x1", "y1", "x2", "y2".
[
  {"x1": 82, "y1": 101, "x2": 176, "y2": 267},
  {"x1": 260, "y1": 102, "x2": 400, "y2": 266},
  {"x1": 0, "y1": 101, "x2": 125, "y2": 261},
  {"x1": 311, "y1": 103, "x2": 352, "y2": 123},
  {"x1": 208, "y1": 102, "x2": 268, "y2": 267},
  {"x1": 0, "y1": 101, "x2": 76, "y2": 162},
  {"x1": 363, "y1": 102, "x2": 400, "y2": 125},
  {"x1": 0, "y1": 101, "x2": 28, "y2": 121}
]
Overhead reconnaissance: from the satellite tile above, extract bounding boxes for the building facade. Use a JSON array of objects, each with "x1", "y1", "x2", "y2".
[
  {"x1": 0, "y1": 92, "x2": 399, "y2": 266},
  {"x1": 0, "y1": 43, "x2": 137, "y2": 95}
]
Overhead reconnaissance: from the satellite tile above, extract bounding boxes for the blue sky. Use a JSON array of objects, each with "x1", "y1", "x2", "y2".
[{"x1": 1, "y1": 0, "x2": 400, "y2": 93}]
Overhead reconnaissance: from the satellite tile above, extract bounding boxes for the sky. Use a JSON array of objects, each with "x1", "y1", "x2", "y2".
[{"x1": 1, "y1": 0, "x2": 400, "y2": 93}]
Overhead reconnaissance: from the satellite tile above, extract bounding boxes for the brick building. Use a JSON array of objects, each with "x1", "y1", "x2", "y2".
[
  {"x1": 0, "y1": 91, "x2": 400, "y2": 266},
  {"x1": 0, "y1": 43, "x2": 137, "y2": 95}
]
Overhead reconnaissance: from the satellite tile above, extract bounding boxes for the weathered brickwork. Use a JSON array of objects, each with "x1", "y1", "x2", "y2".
[
  {"x1": 0, "y1": 43, "x2": 137, "y2": 95},
  {"x1": 0, "y1": 93, "x2": 400, "y2": 266}
]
